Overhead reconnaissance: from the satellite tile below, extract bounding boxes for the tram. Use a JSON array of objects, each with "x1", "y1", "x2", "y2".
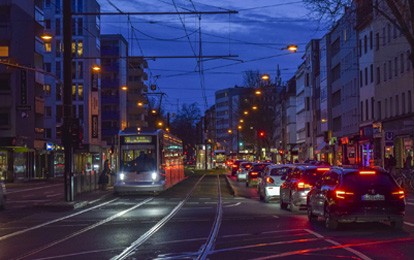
[{"x1": 114, "y1": 128, "x2": 185, "y2": 193}]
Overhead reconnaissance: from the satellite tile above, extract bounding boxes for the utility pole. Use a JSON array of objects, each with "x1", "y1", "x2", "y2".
[{"x1": 63, "y1": 0, "x2": 73, "y2": 202}]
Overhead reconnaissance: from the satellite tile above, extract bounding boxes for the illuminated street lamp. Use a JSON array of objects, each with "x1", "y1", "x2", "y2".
[
  {"x1": 40, "y1": 33, "x2": 52, "y2": 41},
  {"x1": 261, "y1": 74, "x2": 270, "y2": 81},
  {"x1": 239, "y1": 119, "x2": 244, "y2": 123},
  {"x1": 243, "y1": 111, "x2": 249, "y2": 115},
  {"x1": 137, "y1": 101, "x2": 144, "y2": 107},
  {"x1": 228, "y1": 129, "x2": 233, "y2": 134},
  {"x1": 92, "y1": 65, "x2": 101, "y2": 72},
  {"x1": 255, "y1": 89, "x2": 262, "y2": 95},
  {"x1": 151, "y1": 109, "x2": 157, "y2": 114},
  {"x1": 238, "y1": 125, "x2": 242, "y2": 130},
  {"x1": 157, "y1": 121, "x2": 164, "y2": 127},
  {"x1": 121, "y1": 85, "x2": 128, "y2": 91},
  {"x1": 252, "y1": 106, "x2": 258, "y2": 110},
  {"x1": 286, "y1": 44, "x2": 298, "y2": 53}
]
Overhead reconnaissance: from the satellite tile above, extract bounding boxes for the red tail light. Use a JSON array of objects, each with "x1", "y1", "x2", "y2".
[
  {"x1": 266, "y1": 177, "x2": 274, "y2": 184},
  {"x1": 232, "y1": 165, "x2": 238, "y2": 168},
  {"x1": 316, "y1": 167, "x2": 330, "y2": 172},
  {"x1": 392, "y1": 190, "x2": 405, "y2": 199},
  {"x1": 297, "y1": 181, "x2": 312, "y2": 189},
  {"x1": 335, "y1": 190, "x2": 354, "y2": 199},
  {"x1": 359, "y1": 170, "x2": 376, "y2": 175},
  {"x1": 250, "y1": 171, "x2": 258, "y2": 177}
]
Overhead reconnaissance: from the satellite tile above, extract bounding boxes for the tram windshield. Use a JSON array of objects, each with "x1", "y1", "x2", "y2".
[{"x1": 121, "y1": 145, "x2": 156, "y2": 172}]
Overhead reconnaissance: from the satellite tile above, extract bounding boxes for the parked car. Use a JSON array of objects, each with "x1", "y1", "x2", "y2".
[
  {"x1": 231, "y1": 159, "x2": 246, "y2": 176},
  {"x1": 280, "y1": 165, "x2": 330, "y2": 211},
  {"x1": 257, "y1": 164, "x2": 291, "y2": 203},
  {"x1": 0, "y1": 181, "x2": 6, "y2": 209},
  {"x1": 237, "y1": 162, "x2": 253, "y2": 182},
  {"x1": 246, "y1": 162, "x2": 273, "y2": 187},
  {"x1": 307, "y1": 166, "x2": 405, "y2": 230}
]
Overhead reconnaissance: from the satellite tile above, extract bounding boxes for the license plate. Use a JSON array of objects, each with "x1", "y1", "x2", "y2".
[{"x1": 361, "y1": 194, "x2": 385, "y2": 201}]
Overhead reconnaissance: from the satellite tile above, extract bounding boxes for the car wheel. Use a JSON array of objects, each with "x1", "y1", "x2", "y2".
[
  {"x1": 280, "y1": 197, "x2": 288, "y2": 210},
  {"x1": 390, "y1": 219, "x2": 404, "y2": 230},
  {"x1": 290, "y1": 200, "x2": 299, "y2": 212},
  {"x1": 307, "y1": 205, "x2": 317, "y2": 222},
  {"x1": 324, "y1": 206, "x2": 338, "y2": 230}
]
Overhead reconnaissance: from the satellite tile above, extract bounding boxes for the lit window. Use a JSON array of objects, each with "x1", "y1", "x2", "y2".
[
  {"x1": 44, "y1": 42, "x2": 52, "y2": 52},
  {"x1": 0, "y1": 46, "x2": 9, "y2": 57},
  {"x1": 43, "y1": 84, "x2": 51, "y2": 95},
  {"x1": 72, "y1": 84, "x2": 76, "y2": 100},
  {"x1": 77, "y1": 41, "x2": 83, "y2": 57},
  {"x1": 78, "y1": 84, "x2": 83, "y2": 100}
]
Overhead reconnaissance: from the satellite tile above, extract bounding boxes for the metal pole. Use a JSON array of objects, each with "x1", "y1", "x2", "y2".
[{"x1": 63, "y1": 0, "x2": 73, "y2": 202}]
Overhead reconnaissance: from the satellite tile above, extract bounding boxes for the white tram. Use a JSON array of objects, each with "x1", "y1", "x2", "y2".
[{"x1": 114, "y1": 129, "x2": 185, "y2": 193}]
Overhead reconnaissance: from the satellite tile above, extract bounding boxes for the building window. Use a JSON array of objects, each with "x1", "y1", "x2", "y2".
[
  {"x1": 0, "y1": 74, "x2": 10, "y2": 92},
  {"x1": 375, "y1": 33, "x2": 380, "y2": 51},
  {"x1": 390, "y1": 97, "x2": 393, "y2": 117},
  {"x1": 55, "y1": 0, "x2": 61, "y2": 13},
  {"x1": 402, "y1": 92, "x2": 406, "y2": 114},
  {"x1": 369, "y1": 31, "x2": 373, "y2": 50},
  {"x1": 77, "y1": 61, "x2": 83, "y2": 79},
  {"x1": 44, "y1": 42, "x2": 52, "y2": 52},
  {"x1": 45, "y1": 106, "x2": 52, "y2": 117},
  {"x1": 77, "y1": 40, "x2": 83, "y2": 57},
  {"x1": 77, "y1": 18, "x2": 83, "y2": 36},
  {"x1": 0, "y1": 109, "x2": 10, "y2": 128},
  {"x1": 43, "y1": 84, "x2": 51, "y2": 96},
  {"x1": 370, "y1": 64, "x2": 374, "y2": 83},
  {"x1": 360, "y1": 101, "x2": 364, "y2": 121},
  {"x1": 56, "y1": 61, "x2": 61, "y2": 79},
  {"x1": 408, "y1": 51, "x2": 411, "y2": 71},
  {"x1": 56, "y1": 105, "x2": 63, "y2": 122},
  {"x1": 409, "y1": 91, "x2": 412, "y2": 113},
  {"x1": 45, "y1": 19, "x2": 51, "y2": 29},
  {"x1": 44, "y1": 62, "x2": 51, "y2": 72},
  {"x1": 359, "y1": 70, "x2": 363, "y2": 87},
  {"x1": 376, "y1": 66, "x2": 380, "y2": 84},
  {"x1": 365, "y1": 99, "x2": 369, "y2": 120},
  {"x1": 364, "y1": 67, "x2": 368, "y2": 85},
  {"x1": 385, "y1": 98, "x2": 388, "y2": 118},
  {"x1": 0, "y1": 46, "x2": 8, "y2": 57},
  {"x1": 401, "y1": 53, "x2": 405, "y2": 73},
  {"x1": 387, "y1": 23, "x2": 391, "y2": 43},
  {"x1": 78, "y1": 105, "x2": 83, "y2": 120},
  {"x1": 72, "y1": 84, "x2": 77, "y2": 100},
  {"x1": 56, "y1": 84, "x2": 62, "y2": 101},
  {"x1": 396, "y1": 95, "x2": 399, "y2": 115},
  {"x1": 55, "y1": 18, "x2": 61, "y2": 36},
  {"x1": 364, "y1": 35, "x2": 367, "y2": 53},
  {"x1": 383, "y1": 63, "x2": 387, "y2": 81},
  {"x1": 78, "y1": 84, "x2": 83, "y2": 100},
  {"x1": 388, "y1": 60, "x2": 392, "y2": 79},
  {"x1": 45, "y1": 128, "x2": 51, "y2": 138},
  {"x1": 394, "y1": 57, "x2": 398, "y2": 76},
  {"x1": 382, "y1": 27, "x2": 386, "y2": 46},
  {"x1": 371, "y1": 97, "x2": 375, "y2": 119},
  {"x1": 377, "y1": 101, "x2": 382, "y2": 120},
  {"x1": 56, "y1": 40, "x2": 61, "y2": 57}
]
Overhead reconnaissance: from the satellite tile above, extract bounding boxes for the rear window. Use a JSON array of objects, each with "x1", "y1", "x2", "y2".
[
  {"x1": 251, "y1": 163, "x2": 270, "y2": 171},
  {"x1": 342, "y1": 172, "x2": 397, "y2": 190},
  {"x1": 270, "y1": 168, "x2": 284, "y2": 176},
  {"x1": 301, "y1": 169, "x2": 324, "y2": 184}
]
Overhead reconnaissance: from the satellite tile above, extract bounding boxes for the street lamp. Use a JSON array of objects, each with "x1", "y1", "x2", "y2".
[
  {"x1": 261, "y1": 74, "x2": 270, "y2": 81},
  {"x1": 121, "y1": 85, "x2": 128, "y2": 91},
  {"x1": 92, "y1": 64, "x2": 101, "y2": 72},
  {"x1": 40, "y1": 33, "x2": 52, "y2": 41},
  {"x1": 286, "y1": 44, "x2": 298, "y2": 53}
]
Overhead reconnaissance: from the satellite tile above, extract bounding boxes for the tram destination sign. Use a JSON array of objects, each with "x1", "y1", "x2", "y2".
[{"x1": 123, "y1": 135, "x2": 153, "y2": 144}]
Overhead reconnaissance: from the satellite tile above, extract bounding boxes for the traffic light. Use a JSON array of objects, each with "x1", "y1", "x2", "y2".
[
  {"x1": 258, "y1": 131, "x2": 265, "y2": 138},
  {"x1": 71, "y1": 119, "x2": 83, "y2": 149}
]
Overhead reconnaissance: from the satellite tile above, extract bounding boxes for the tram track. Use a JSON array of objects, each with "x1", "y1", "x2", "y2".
[{"x1": 2, "y1": 175, "x2": 206, "y2": 260}]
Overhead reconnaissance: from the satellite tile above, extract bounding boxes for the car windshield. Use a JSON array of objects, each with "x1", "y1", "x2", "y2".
[{"x1": 302, "y1": 169, "x2": 324, "y2": 184}]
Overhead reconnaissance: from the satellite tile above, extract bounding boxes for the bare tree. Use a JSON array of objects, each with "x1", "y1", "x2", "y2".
[
  {"x1": 304, "y1": 0, "x2": 414, "y2": 66},
  {"x1": 170, "y1": 102, "x2": 201, "y2": 146},
  {"x1": 243, "y1": 70, "x2": 262, "y2": 88}
]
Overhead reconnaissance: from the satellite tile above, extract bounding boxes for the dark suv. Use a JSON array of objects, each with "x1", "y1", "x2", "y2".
[
  {"x1": 230, "y1": 159, "x2": 246, "y2": 176},
  {"x1": 280, "y1": 165, "x2": 330, "y2": 211},
  {"x1": 307, "y1": 167, "x2": 405, "y2": 230}
]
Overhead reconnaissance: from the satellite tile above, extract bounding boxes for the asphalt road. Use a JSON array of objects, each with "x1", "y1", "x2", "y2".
[{"x1": 1, "y1": 172, "x2": 414, "y2": 259}]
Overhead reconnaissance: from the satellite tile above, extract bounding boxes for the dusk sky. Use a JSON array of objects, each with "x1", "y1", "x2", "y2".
[{"x1": 98, "y1": 0, "x2": 326, "y2": 114}]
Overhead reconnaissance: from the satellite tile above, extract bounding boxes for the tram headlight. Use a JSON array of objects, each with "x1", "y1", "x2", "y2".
[
  {"x1": 151, "y1": 172, "x2": 158, "y2": 181},
  {"x1": 119, "y1": 173, "x2": 125, "y2": 181}
]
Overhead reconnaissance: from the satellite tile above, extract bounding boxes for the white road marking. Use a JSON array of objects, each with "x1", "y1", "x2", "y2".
[
  {"x1": 223, "y1": 202, "x2": 241, "y2": 208},
  {"x1": 404, "y1": 221, "x2": 414, "y2": 227},
  {"x1": 304, "y1": 229, "x2": 372, "y2": 260},
  {"x1": 0, "y1": 198, "x2": 119, "y2": 242},
  {"x1": 46, "y1": 194, "x2": 62, "y2": 198},
  {"x1": 6, "y1": 184, "x2": 63, "y2": 194},
  {"x1": 406, "y1": 202, "x2": 414, "y2": 206}
]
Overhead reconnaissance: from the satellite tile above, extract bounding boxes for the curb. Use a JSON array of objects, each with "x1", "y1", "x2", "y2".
[{"x1": 224, "y1": 175, "x2": 235, "y2": 196}]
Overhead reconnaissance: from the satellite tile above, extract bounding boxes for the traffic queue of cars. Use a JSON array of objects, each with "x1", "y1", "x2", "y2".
[{"x1": 229, "y1": 160, "x2": 406, "y2": 230}]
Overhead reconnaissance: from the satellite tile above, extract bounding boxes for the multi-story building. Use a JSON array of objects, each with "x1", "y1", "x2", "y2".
[
  {"x1": 215, "y1": 86, "x2": 250, "y2": 154},
  {"x1": 329, "y1": 7, "x2": 359, "y2": 165},
  {"x1": 43, "y1": 0, "x2": 101, "y2": 177},
  {"x1": 0, "y1": 0, "x2": 45, "y2": 181},
  {"x1": 295, "y1": 39, "x2": 319, "y2": 162},
  {"x1": 371, "y1": 1, "x2": 413, "y2": 168},
  {"x1": 126, "y1": 57, "x2": 148, "y2": 129},
  {"x1": 100, "y1": 34, "x2": 128, "y2": 147}
]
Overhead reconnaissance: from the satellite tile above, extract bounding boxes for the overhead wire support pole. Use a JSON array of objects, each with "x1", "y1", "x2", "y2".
[
  {"x1": 73, "y1": 11, "x2": 238, "y2": 16},
  {"x1": 63, "y1": 0, "x2": 74, "y2": 202}
]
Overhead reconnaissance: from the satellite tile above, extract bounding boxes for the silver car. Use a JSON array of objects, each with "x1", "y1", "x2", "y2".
[
  {"x1": 0, "y1": 181, "x2": 6, "y2": 209},
  {"x1": 237, "y1": 162, "x2": 253, "y2": 182},
  {"x1": 258, "y1": 165, "x2": 290, "y2": 203}
]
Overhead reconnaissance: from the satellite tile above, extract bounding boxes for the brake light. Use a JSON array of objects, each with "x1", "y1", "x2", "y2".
[
  {"x1": 250, "y1": 171, "x2": 258, "y2": 176},
  {"x1": 266, "y1": 177, "x2": 274, "y2": 184},
  {"x1": 359, "y1": 170, "x2": 376, "y2": 175},
  {"x1": 232, "y1": 165, "x2": 238, "y2": 168},
  {"x1": 335, "y1": 190, "x2": 354, "y2": 199},
  {"x1": 316, "y1": 167, "x2": 330, "y2": 172},
  {"x1": 392, "y1": 190, "x2": 405, "y2": 199},
  {"x1": 246, "y1": 165, "x2": 251, "y2": 168},
  {"x1": 297, "y1": 182, "x2": 312, "y2": 189}
]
